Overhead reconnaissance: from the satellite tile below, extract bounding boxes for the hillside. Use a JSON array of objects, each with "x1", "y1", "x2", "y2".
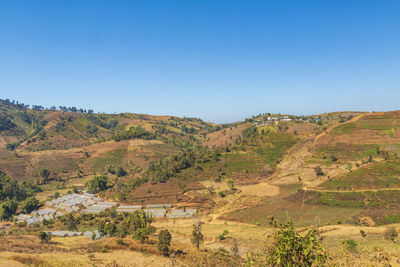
[
  {"x1": 0, "y1": 100, "x2": 219, "y2": 182},
  {"x1": 3, "y1": 101, "x2": 400, "y2": 265}
]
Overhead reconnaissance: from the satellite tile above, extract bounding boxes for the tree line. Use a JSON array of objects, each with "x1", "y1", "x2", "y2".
[{"x1": 0, "y1": 98, "x2": 94, "y2": 114}]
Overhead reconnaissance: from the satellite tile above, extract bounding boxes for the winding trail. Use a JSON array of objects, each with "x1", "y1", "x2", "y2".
[{"x1": 303, "y1": 187, "x2": 400, "y2": 193}]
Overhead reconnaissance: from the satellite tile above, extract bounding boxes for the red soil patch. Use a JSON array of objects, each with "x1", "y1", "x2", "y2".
[{"x1": 204, "y1": 123, "x2": 249, "y2": 148}]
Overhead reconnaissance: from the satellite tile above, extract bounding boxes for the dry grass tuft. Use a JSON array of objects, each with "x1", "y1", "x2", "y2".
[{"x1": 10, "y1": 255, "x2": 44, "y2": 266}]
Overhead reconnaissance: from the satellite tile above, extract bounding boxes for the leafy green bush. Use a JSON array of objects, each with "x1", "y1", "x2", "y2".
[
  {"x1": 218, "y1": 229, "x2": 230, "y2": 241},
  {"x1": 22, "y1": 197, "x2": 39, "y2": 214},
  {"x1": 132, "y1": 227, "x2": 155, "y2": 243},
  {"x1": 85, "y1": 175, "x2": 110, "y2": 193},
  {"x1": 245, "y1": 220, "x2": 327, "y2": 266},
  {"x1": 157, "y1": 229, "x2": 172, "y2": 256},
  {"x1": 112, "y1": 126, "x2": 154, "y2": 141},
  {"x1": 360, "y1": 230, "x2": 366, "y2": 238},
  {"x1": 343, "y1": 239, "x2": 358, "y2": 253},
  {"x1": 38, "y1": 231, "x2": 51, "y2": 243},
  {"x1": 0, "y1": 200, "x2": 17, "y2": 220}
]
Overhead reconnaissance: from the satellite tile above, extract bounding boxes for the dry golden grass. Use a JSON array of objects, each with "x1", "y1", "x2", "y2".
[
  {"x1": 10, "y1": 255, "x2": 44, "y2": 266},
  {"x1": 4, "y1": 218, "x2": 400, "y2": 266},
  {"x1": 0, "y1": 243, "x2": 170, "y2": 266},
  {"x1": 200, "y1": 180, "x2": 230, "y2": 191},
  {"x1": 237, "y1": 183, "x2": 280, "y2": 197}
]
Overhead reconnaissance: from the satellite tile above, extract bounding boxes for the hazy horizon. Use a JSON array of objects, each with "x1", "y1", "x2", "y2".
[{"x1": 0, "y1": 97, "x2": 385, "y2": 124}]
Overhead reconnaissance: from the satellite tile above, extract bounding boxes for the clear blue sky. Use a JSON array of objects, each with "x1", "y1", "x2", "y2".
[{"x1": 0, "y1": 1, "x2": 399, "y2": 123}]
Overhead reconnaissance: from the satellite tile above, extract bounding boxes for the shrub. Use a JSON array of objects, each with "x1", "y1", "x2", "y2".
[
  {"x1": 227, "y1": 179, "x2": 235, "y2": 190},
  {"x1": 218, "y1": 229, "x2": 230, "y2": 241},
  {"x1": 116, "y1": 166, "x2": 127, "y2": 177},
  {"x1": 38, "y1": 231, "x2": 51, "y2": 243},
  {"x1": 343, "y1": 239, "x2": 358, "y2": 253},
  {"x1": 0, "y1": 200, "x2": 17, "y2": 220},
  {"x1": 384, "y1": 227, "x2": 398, "y2": 241},
  {"x1": 245, "y1": 220, "x2": 327, "y2": 266},
  {"x1": 106, "y1": 164, "x2": 116, "y2": 174},
  {"x1": 22, "y1": 196, "x2": 39, "y2": 214},
  {"x1": 360, "y1": 230, "x2": 367, "y2": 238},
  {"x1": 11, "y1": 255, "x2": 44, "y2": 265},
  {"x1": 39, "y1": 168, "x2": 51, "y2": 184},
  {"x1": 133, "y1": 227, "x2": 155, "y2": 244},
  {"x1": 85, "y1": 175, "x2": 109, "y2": 193},
  {"x1": 104, "y1": 223, "x2": 117, "y2": 237},
  {"x1": 314, "y1": 166, "x2": 324, "y2": 176}
]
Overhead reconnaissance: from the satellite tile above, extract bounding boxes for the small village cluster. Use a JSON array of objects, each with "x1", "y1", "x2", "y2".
[
  {"x1": 252, "y1": 114, "x2": 352, "y2": 127},
  {"x1": 252, "y1": 116, "x2": 293, "y2": 126},
  {"x1": 14, "y1": 192, "x2": 197, "y2": 227}
]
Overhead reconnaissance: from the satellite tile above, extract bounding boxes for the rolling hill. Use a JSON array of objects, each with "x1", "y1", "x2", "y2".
[{"x1": 2, "y1": 100, "x2": 400, "y2": 265}]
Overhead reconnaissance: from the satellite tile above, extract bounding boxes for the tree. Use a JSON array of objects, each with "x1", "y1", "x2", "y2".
[
  {"x1": 98, "y1": 222, "x2": 106, "y2": 237},
  {"x1": 157, "y1": 229, "x2": 172, "y2": 256},
  {"x1": 38, "y1": 231, "x2": 51, "y2": 243},
  {"x1": 191, "y1": 222, "x2": 204, "y2": 250},
  {"x1": 85, "y1": 175, "x2": 109, "y2": 193},
  {"x1": 130, "y1": 209, "x2": 156, "y2": 243},
  {"x1": 117, "y1": 222, "x2": 129, "y2": 238},
  {"x1": 133, "y1": 227, "x2": 155, "y2": 243},
  {"x1": 65, "y1": 214, "x2": 77, "y2": 231},
  {"x1": 0, "y1": 200, "x2": 17, "y2": 220},
  {"x1": 39, "y1": 168, "x2": 51, "y2": 184},
  {"x1": 22, "y1": 196, "x2": 39, "y2": 213},
  {"x1": 104, "y1": 222, "x2": 117, "y2": 237}
]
